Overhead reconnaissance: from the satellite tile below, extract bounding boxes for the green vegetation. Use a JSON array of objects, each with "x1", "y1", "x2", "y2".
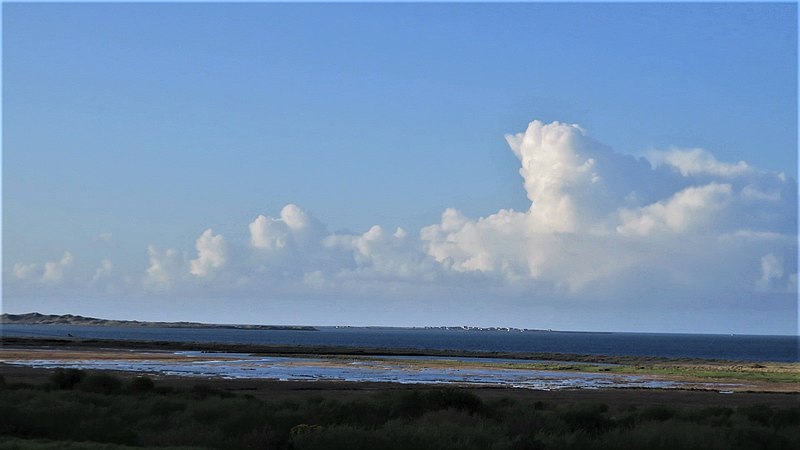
[
  {"x1": 0, "y1": 437, "x2": 204, "y2": 450},
  {"x1": 1, "y1": 370, "x2": 799, "y2": 449},
  {"x1": 339, "y1": 356, "x2": 800, "y2": 384},
  {"x1": 595, "y1": 362, "x2": 800, "y2": 384}
]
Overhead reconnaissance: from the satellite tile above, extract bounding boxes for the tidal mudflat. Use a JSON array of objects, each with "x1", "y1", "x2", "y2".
[{"x1": 0, "y1": 346, "x2": 770, "y2": 392}]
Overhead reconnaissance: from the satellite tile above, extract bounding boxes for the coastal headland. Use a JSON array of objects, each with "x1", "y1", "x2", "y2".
[{"x1": 0, "y1": 312, "x2": 317, "y2": 331}]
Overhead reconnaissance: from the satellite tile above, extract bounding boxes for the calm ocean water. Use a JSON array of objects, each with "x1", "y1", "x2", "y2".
[{"x1": 2, "y1": 324, "x2": 797, "y2": 362}]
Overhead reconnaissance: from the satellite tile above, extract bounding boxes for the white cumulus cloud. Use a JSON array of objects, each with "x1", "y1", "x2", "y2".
[
  {"x1": 758, "y1": 253, "x2": 784, "y2": 289},
  {"x1": 616, "y1": 182, "x2": 732, "y2": 236},
  {"x1": 417, "y1": 120, "x2": 794, "y2": 294},
  {"x1": 121, "y1": 120, "x2": 794, "y2": 301},
  {"x1": 94, "y1": 232, "x2": 114, "y2": 243},
  {"x1": 14, "y1": 119, "x2": 792, "y2": 332},
  {"x1": 41, "y1": 252, "x2": 74, "y2": 284},
  {"x1": 249, "y1": 204, "x2": 324, "y2": 251},
  {"x1": 5, "y1": 118, "x2": 795, "y2": 334},
  {"x1": 646, "y1": 148, "x2": 751, "y2": 178},
  {"x1": 504, "y1": 121, "x2": 608, "y2": 233},
  {"x1": 13, "y1": 263, "x2": 37, "y2": 280},
  {"x1": 324, "y1": 225, "x2": 437, "y2": 280},
  {"x1": 756, "y1": 253, "x2": 798, "y2": 293},
  {"x1": 92, "y1": 259, "x2": 114, "y2": 282},
  {"x1": 144, "y1": 246, "x2": 182, "y2": 290},
  {"x1": 189, "y1": 229, "x2": 227, "y2": 277}
]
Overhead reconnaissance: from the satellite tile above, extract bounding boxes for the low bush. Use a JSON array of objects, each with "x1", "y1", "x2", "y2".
[
  {"x1": 639, "y1": 405, "x2": 676, "y2": 422},
  {"x1": 2, "y1": 378, "x2": 799, "y2": 450},
  {"x1": 189, "y1": 384, "x2": 232, "y2": 399},
  {"x1": 48, "y1": 369, "x2": 84, "y2": 390},
  {"x1": 769, "y1": 406, "x2": 800, "y2": 428},
  {"x1": 387, "y1": 389, "x2": 485, "y2": 419},
  {"x1": 78, "y1": 373, "x2": 123, "y2": 394},
  {"x1": 124, "y1": 376, "x2": 155, "y2": 394},
  {"x1": 558, "y1": 402, "x2": 612, "y2": 434},
  {"x1": 682, "y1": 406, "x2": 733, "y2": 426}
]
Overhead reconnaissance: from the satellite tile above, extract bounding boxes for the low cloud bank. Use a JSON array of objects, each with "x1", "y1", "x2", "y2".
[{"x1": 10, "y1": 121, "x2": 797, "y2": 310}]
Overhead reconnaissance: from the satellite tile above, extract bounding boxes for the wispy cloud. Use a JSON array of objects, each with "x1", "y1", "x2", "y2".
[{"x1": 646, "y1": 147, "x2": 751, "y2": 178}]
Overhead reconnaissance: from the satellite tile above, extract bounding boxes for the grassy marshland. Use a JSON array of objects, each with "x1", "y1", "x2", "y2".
[{"x1": 340, "y1": 356, "x2": 800, "y2": 385}]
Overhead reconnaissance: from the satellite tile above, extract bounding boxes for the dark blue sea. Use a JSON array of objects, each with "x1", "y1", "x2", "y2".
[{"x1": 2, "y1": 324, "x2": 797, "y2": 362}]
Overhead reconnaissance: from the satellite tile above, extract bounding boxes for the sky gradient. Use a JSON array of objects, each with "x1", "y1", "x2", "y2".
[{"x1": 3, "y1": 3, "x2": 798, "y2": 334}]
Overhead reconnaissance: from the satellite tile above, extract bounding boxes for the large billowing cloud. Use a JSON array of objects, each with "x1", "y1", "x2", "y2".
[
  {"x1": 418, "y1": 121, "x2": 795, "y2": 294},
  {"x1": 6, "y1": 120, "x2": 796, "y2": 330}
]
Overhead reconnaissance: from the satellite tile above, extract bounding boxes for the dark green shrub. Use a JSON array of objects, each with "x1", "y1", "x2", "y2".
[
  {"x1": 140, "y1": 422, "x2": 226, "y2": 448},
  {"x1": 682, "y1": 406, "x2": 733, "y2": 426},
  {"x1": 729, "y1": 425, "x2": 790, "y2": 450},
  {"x1": 389, "y1": 391, "x2": 434, "y2": 418},
  {"x1": 291, "y1": 424, "x2": 389, "y2": 450},
  {"x1": 49, "y1": 369, "x2": 85, "y2": 390},
  {"x1": 149, "y1": 398, "x2": 186, "y2": 417},
  {"x1": 640, "y1": 405, "x2": 676, "y2": 422},
  {"x1": 503, "y1": 403, "x2": 545, "y2": 438},
  {"x1": 124, "y1": 376, "x2": 155, "y2": 394},
  {"x1": 770, "y1": 406, "x2": 800, "y2": 428},
  {"x1": 594, "y1": 420, "x2": 725, "y2": 450},
  {"x1": 302, "y1": 396, "x2": 393, "y2": 428},
  {"x1": 190, "y1": 383, "x2": 232, "y2": 399},
  {"x1": 388, "y1": 389, "x2": 485, "y2": 419},
  {"x1": 231, "y1": 424, "x2": 281, "y2": 450},
  {"x1": 153, "y1": 385, "x2": 174, "y2": 395},
  {"x1": 72, "y1": 416, "x2": 138, "y2": 446},
  {"x1": 739, "y1": 405, "x2": 774, "y2": 426},
  {"x1": 3, "y1": 383, "x2": 800, "y2": 450},
  {"x1": 186, "y1": 399, "x2": 231, "y2": 424},
  {"x1": 78, "y1": 373, "x2": 122, "y2": 394},
  {"x1": 559, "y1": 403, "x2": 612, "y2": 434},
  {"x1": 509, "y1": 435, "x2": 546, "y2": 450}
]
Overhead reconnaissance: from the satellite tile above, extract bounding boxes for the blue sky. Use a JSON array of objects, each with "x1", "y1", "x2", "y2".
[{"x1": 3, "y1": 3, "x2": 797, "y2": 334}]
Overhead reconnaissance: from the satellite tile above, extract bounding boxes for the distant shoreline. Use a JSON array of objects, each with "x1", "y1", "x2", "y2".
[
  {"x1": 1, "y1": 312, "x2": 611, "y2": 333},
  {"x1": 6, "y1": 312, "x2": 799, "y2": 336},
  {"x1": 0, "y1": 312, "x2": 317, "y2": 331}
]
